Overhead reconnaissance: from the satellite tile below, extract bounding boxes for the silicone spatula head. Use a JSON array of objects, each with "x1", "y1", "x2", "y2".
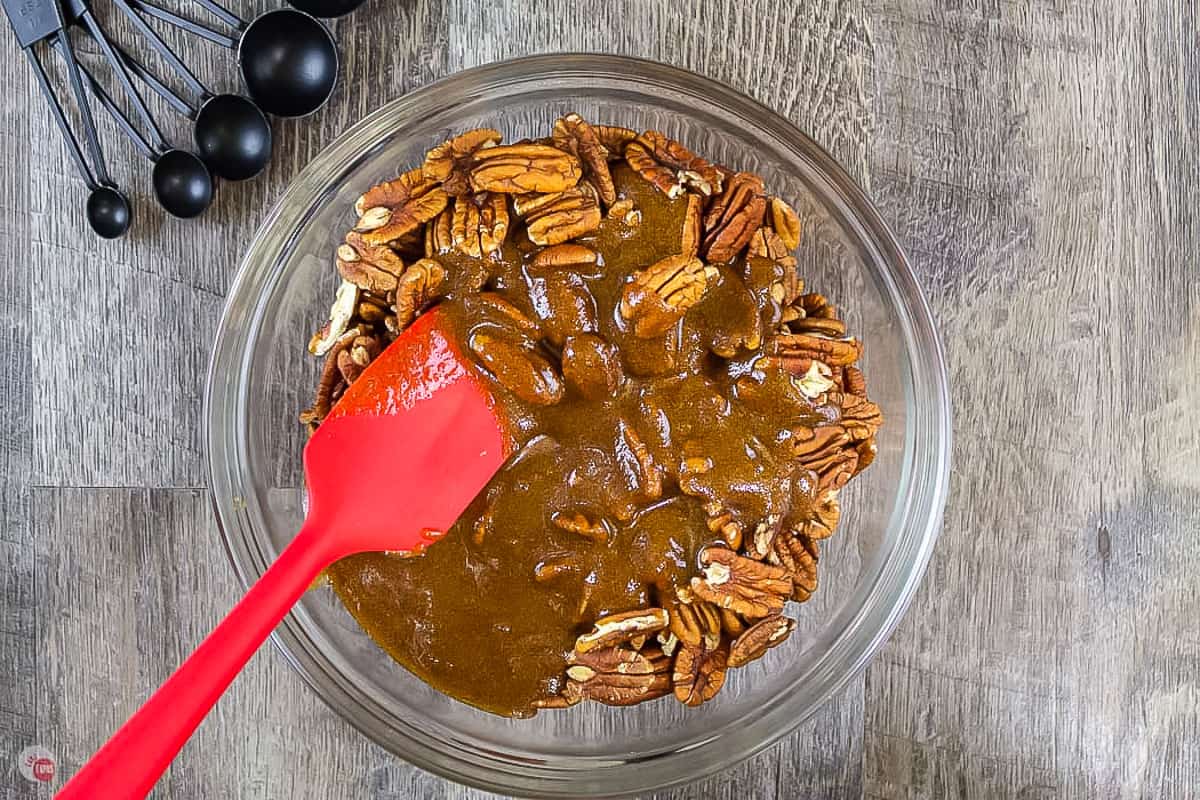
[{"x1": 302, "y1": 308, "x2": 510, "y2": 559}]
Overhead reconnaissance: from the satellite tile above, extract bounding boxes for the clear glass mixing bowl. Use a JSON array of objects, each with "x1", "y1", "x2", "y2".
[{"x1": 205, "y1": 54, "x2": 951, "y2": 798}]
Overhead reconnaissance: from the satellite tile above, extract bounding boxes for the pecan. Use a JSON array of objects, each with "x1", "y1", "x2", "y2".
[
  {"x1": 793, "y1": 425, "x2": 851, "y2": 465},
  {"x1": 468, "y1": 332, "x2": 565, "y2": 405},
  {"x1": 518, "y1": 189, "x2": 602, "y2": 246},
  {"x1": 727, "y1": 614, "x2": 796, "y2": 667},
  {"x1": 624, "y1": 142, "x2": 684, "y2": 198},
  {"x1": 336, "y1": 233, "x2": 406, "y2": 294},
  {"x1": 672, "y1": 639, "x2": 728, "y2": 706},
  {"x1": 533, "y1": 555, "x2": 577, "y2": 582},
  {"x1": 551, "y1": 511, "x2": 609, "y2": 544},
  {"x1": 799, "y1": 292, "x2": 836, "y2": 319},
  {"x1": 309, "y1": 279, "x2": 359, "y2": 356},
  {"x1": 422, "y1": 128, "x2": 502, "y2": 195},
  {"x1": 680, "y1": 194, "x2": 703, "y2": 257},
  {"x1": 691, "y1": 546, "x2": 792, "y2": 618},
  {"x1": 746, "y1": 514, "x2": 783, "y2": 560},
  {"x1": 768, "y1": 197, "x2": 802, "y2": 250},
  {"x1": 424, "y1": 206, "x2": 454, "y2": 256},
  {"x1": 705, "y1": 508, "x2": 743, "y2": 551},
  {"x1": 770, "y1": 534, "x2": 819, "y2": 601},
  {"x1": 530, "y1": 243, "x2": 599, "y2": 272},
  {"x1": 838, "y1": 393, "x2": 883, "y2": 441},
  {"x1": 773, "y1": 333, "x2": 863, "y2": 368},
  {"x1": 478, "y1": 193, "x2": 510, "y2": 255},
  {"x1": 450, "y1": 195, "x2": 483, "y2": 257},
  {"x1": 855, "y1": 437, "x2": 877, "y2": 474},
  {"x1": 575, "y1": 608, "x2": 670, "y2": 653},
  {"x1": 720, "y1": 608, "x2": 747, "y2": 637},
  {"x1": 843, "y1": 365, "x2": 867, "y2": 397},
  {"x1": 354, "y1": 167, "x2": 436, "y2": 218},
  {"x1": 747, "y1": 226, "x2": 790, "y2": 261},
  {"x1": 792, "y1": 360, "x2": 837, "y2": 399},
  {"x1": 393, "y1": 258, "x2": 446, "y2": 329},
  {"x1": 702, "y1": 172, "x2": 767, "y2": 263},
  {"x1": 594, "y1": 124, "x2": 637, "y2": 158},
  {"x1": 561, "y1": 334, "x2": 623, "y2": 399},
  {"x1": 469, "y1": 292, "x2": 542, "y2": 338},
  {"x1": 617, "y1": 418, "x2": 662, "y2": 501},
  {"x1": 799, "y1": 491, "x2": 841, "y2": 540},
  {"x1": 669, "y1": 596, "x2": 722, "y2": 649},
  {"x1": 619, "y1": 254, "x2": 717, "y2": 337},
  {"x1": 553, "y1": 113, "x2": 616, "y2": 205},
  {"x1": 301, "y1": 329, "x2": 361, "y2": 423},
  {"x1": 451, "y1": 193, "x2": 509, "y2": 258},
  {"x1": 635, "y1": 131, "x2": 724, "y2": 196},
  {"x1": 607, "y1": 198, "x2": 634, "y2": 220},
  {"x1": 354, "y1": 185, "x2": 449, "y2": 247},
  {"x1": 790, "y1": 315, "x2": 847, "y2": 338},
  {"x1": 814, "y1": 447, "x2": 858, "y2": 493},
  {"x1": 565, "y1": 645, "x2": 672, "y2": 706},
  {"x1": 469, "y1": 144, "x2": 583, "y2": 194},
  {"x1": 530, "y1": 271, "x2": 598, "y2": 346}
]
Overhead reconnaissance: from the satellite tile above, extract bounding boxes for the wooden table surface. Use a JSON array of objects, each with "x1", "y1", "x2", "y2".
[{"x1": 3, "y1": 0, "x2": 1198, "y2": 797}]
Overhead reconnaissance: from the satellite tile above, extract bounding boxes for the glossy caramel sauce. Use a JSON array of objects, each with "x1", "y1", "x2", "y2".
[{"x1": 326, "y1": 166, "x2": 829, "y2": 715}]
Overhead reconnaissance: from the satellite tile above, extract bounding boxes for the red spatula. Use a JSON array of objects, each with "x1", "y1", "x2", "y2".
[{"x1": 58, "y1": 309, "x2": 509, "y2": 800}]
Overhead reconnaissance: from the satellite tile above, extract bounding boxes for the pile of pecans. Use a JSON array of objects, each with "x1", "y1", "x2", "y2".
[{"x1": 304, "y1": 113, "x2": 882, "y2": 711}]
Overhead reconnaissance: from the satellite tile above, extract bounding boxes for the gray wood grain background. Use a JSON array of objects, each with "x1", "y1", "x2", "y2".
[{"x1": 3, "y1": 0, "x2": 1198, "y2": 797}]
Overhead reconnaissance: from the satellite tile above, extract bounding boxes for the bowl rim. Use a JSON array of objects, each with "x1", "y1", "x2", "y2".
[{"x1": 205, "y1": 52, "x2": 952, "y2": 798}]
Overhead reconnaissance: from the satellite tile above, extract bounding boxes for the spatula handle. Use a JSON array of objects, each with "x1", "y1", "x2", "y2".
[{"x1": 56, "y1": 522, "x2": 333, "y2": 800}]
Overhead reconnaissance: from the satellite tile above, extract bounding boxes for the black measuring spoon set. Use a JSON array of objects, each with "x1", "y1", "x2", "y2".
[{"x1": 2, "y1": 0, "x2": 365, "y2": 238}]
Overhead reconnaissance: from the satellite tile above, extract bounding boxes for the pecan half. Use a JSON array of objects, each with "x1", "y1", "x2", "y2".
[
  {"x1": 624, "y1": 141, "x2": 684, "y2": 198},
  {"x1": 354, "y1": 167, "x2": 436, "y2": 218},
  {"x1": 561, "y1": 334, "x2": 623, "y2": 399},
  {"x1": 553, "y1": 113, "x2": 616, "y2": 206},
  {"x1": 530, "y1": 243, "x2": 599, "y2": 272},
  {"x1": 393, "y1": 258, "x2": 446, "y2": 329},
  {"x1": 770, "y1": 534, "x2": 819, "y2": 601},
  {"x1": 793, "y1": 425, "x2": 851, "y2": 465},
  {"x1": 792, "y1": 360, "x2": 837, "y2": 399},
  {"x1": 673, "y1": 639, "x2": 728, "y2": 706},
  {"x1": 702, "y1": 172, "x2": 767, "y2": 263},
  {"x1": 551, "y1": 511, "x2": 609, "y2": 544},
  {"x1": 575, "y1": 608, "x2": 670, "y2": 653},
  {"x1": 619, "y1": 254, "x2": 717, "y2": 337},
  {"x1": 636, "y1": 131, "x2": 724, "y2": 196},
  {"x1": 449, "y1": 192, "x2": 509, "y2": 258},
  {"x1": 773, "y1": 333, "x2": 863, "y2": 368},
  {"x1": 336, "y1": 233, "x2": 406, "y2": 294},
  {"x1": 669, "y1": 595, "x2": 722, "y2": 649},
  {"x1": 530, "y1": 271, "x2": 598, "y2": 346},
  {"x1": 469, "y1": 144, "x2": 583, "y2": 194},
  {"x1": 617, "y1": 418, "x2": 662, "y2": 501},
  {"x1": 422, "y1": 128, "x2": 502, "y2": 195},
  {"x1": 797, "y1": 491, "x2": 841, "y2": 540},
  {"x1": 691, "y1": 546, "x2": 792, "y2": 618},
  {"x1": 680, "y1": 194, "x2": 703, "y2": 257},
  {"x1": 768, "y1": 197, "x2": 802, "y2": 250},
  {"x1": 468, "y1": 332, "x2": 565, "y2": 405},
  {"x1": 309, "y1": 279, "x2": 359, "y2": 356},
  {"x1": 843, "y1": 365, "x2": 867, "y2": 397},
  {"x1": 354, "y1": 184, "x2": 449, "y2": 247},
  {"x1": 424, "y1": 206, "x2": 454, "y2": 256},
  {"x1": 838, "y1": 393, "x2": 883, "y2": 441},
  {"x1": 521, "y1": 189, "x2": 602, "y2": 246},
  {"x1": 594, "y1": 124, "x2": 637, "y2": 158},
  {"x1": 727, "y1": 614, "x2": 796, "y2": 667},
  {"x1": 565, "y1": 646, "x2": 672, "y2": 706}
]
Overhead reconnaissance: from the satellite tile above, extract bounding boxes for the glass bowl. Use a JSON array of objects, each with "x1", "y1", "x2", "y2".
[{"x1": 205, "y1": 54, "x2": 951, "y2": 798}]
